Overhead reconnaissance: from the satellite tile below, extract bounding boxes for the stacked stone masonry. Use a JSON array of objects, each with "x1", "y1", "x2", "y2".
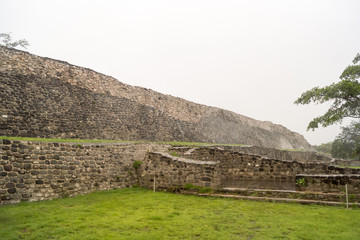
[
  {"x1": 0, "y1": 46, "x2": 311, "y2": 149},
  {"x1": 1, "y1": 140, "x2": 360, "y2": 205},
  {"x1": 140, "y1": 152, "x2": 220, "y2": 189},
  {"x1": 0, "y1": 139, "x2": 168, "y2": 205},
  {"x1": 141, "y1": 147, "x2": 360, "y2": 193},
  {"x1": 296, "y1": 174, "x2": 360, "y2": 193}
]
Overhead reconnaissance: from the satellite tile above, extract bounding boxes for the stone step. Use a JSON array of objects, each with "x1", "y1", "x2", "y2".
[
  {"x1": 214, "y1": 187, "x2": 360, "y2": 203},
  {"x1": 197, "y1": 193, "x2": 360, "y2": 207}
]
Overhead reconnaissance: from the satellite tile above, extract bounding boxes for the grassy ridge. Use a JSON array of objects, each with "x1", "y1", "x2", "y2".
[
  {"x1": 0, "y1": 136, "x2": 245, "y2": 147},
  {"x1": 0, "y1": 188, "x2": 359, "y2": 240}
]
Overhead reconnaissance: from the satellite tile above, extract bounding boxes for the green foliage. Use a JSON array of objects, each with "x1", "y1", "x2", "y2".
[
  {"x1": 331, "y1": 121, "x2": 360, "y2": 159},
  {"x1": 312, "y1": 142, "x2": 333, "y2": 156},
  {"x1": 335, "y1": 165, "x2": 360, "y2": 169},
  {"x1": 296, "y1": 178, "x2": 306, "y2": 186},
  {"x1": 184, "y1": 183, "x2": 196, "y2": 189},
  {"x1": 0, "y1": 188, "x2": 359, "y2": 240},
  {"x1": 183, "y1": 183, "x2": 212, "y2": 193},
  {"x1": 295, "y1": 53, "x2": 360, "y2": 130},
  {"x1": 169, "y1": 151, "x2": 181, "y2": 157},
  {"x1": 0, "y1": 32, "x2": 29, "y2": 49},
  {"x1": 132, "y1": 160, "x2": 142, "y2": 170},
  {"x1": 0, "y1": 136, "x2": 246, "y2": 147}
]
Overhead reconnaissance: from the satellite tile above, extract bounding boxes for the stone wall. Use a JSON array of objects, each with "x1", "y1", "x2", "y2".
[
  {"x1": 140, "y1": 152, "x2": 220, "y2": 189},
  {"x1": 166, "y1": 147, "x2": 360, "y2": 190},
  {"x1": 173, "y1": 146, "x2": 332, "y2": 163},
  {"x1": 332, "y1": 159, "x2": 360, "y2": 167},
  {"x1": 0, "y1": 46, "x2": 311, "y2": 149},
  {"x1": 2, "y1": 139, "x2": 360, "y2": 205},
  {"x1": 0, "y1": 139, "x2": 169, "y2": 205},
  {"x1": 0, "y1": 72, "x2": 195, "y2": 141},
  {"x1": 296, "y1": 174, "x2": 360, "y2": 194}
]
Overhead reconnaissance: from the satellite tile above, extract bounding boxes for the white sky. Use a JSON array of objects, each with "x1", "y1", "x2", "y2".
[{"x1": 1, "y1": 0, "x2": 359, "y2": 145}]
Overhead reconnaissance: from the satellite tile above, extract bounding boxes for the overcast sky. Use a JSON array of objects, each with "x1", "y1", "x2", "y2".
[{"x1": 1, "y1": 0, "x2": 360, "y2": 145}]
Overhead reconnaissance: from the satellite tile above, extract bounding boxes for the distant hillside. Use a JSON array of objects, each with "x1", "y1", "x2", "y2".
[{"x1": 0, "y1": 46, "x2": 311, "y2": 149}]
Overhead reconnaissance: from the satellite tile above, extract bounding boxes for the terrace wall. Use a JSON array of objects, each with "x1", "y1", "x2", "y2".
[
  {"x1": 0, "y1": 139, "x2": 168, "y2": 205},
  {"x1": 295, "y1": 174, "x2": 360, "y2": 193},
  {"x1": 2, "y1": 140, "x2": 360, "y2": 205}
]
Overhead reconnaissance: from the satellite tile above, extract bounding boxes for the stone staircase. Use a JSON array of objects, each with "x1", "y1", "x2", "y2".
[{"x1": 195, "y1": 188, "x2": 360, "y2": 207}]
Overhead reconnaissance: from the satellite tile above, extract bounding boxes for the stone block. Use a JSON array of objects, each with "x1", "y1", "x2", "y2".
[
  {"x1": 14, "y1": 153, "x2": 23, "y2": 158},
  {"x1": 13, "y1": 162, "x2": 21, "y2": 167},
  {"x1": 24, "y1": 179, "x2": 34, "y2": 184},
  {"x1": 22, "y1": 193, "x2": 31, "y2": 198},
  {"x1": 4, "y1": 165, "x2": 12, "y2": 171},
  {"x1": 5, "y1": 182, "x2": 15, "y2": 188},
  {"x1": 2, "y1": 139, "x2": 11, "y2": 145},
  {"x1": 35, "y1": 180, "x2": 44, "y2": 184},
  {"x1": 30, "y1": 170, "x2": 39, "y2": 175},
  {"x1": 8, "y1": 172, "x2": 18, "y2": 177},
  {"x1": 16, "y1": 183, "x2": 25, "y2": 188},
  {"x1": 2, "y1": 146, "x2": 10, "y2": 151}
]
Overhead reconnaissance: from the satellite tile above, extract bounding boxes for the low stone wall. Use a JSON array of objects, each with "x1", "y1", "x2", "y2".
[
  {"x1": 0, "y1": 139, "x2": 168, "y2": 205},
  {"x1": 140, "y1": 152, "x2": 220, "y2": 189},
  {"x1": 170, "y1": 147, "x2": 360, "y2": 190},
  {"x1": 178, "y1": 146, "x2": 332, "y2": 164},
  {"x1": 296, "y1": 174, "x2": 360, "y2": 193},
  {"x1": 2, "y1": 139, "x2": 359, "y2": 205},
  {"x1": 333, "y1": 159, "x2": 360, "y2": 167}
]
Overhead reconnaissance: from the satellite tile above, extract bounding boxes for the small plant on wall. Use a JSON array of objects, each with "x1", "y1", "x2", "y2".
[
  {"x1": 132, "y1": 161, "x2": 142, "y2": 186},
  {"x1": 296, "y1": 178, "x2": 306, "y2": 186}
]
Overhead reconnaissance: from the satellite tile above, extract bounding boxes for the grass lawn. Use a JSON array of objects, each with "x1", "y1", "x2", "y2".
[
  {"x1": 0, "y1": 188, "x2": 359, "y2": 240},
  {"x1": 0, "y1": 136, "x2": 245, "y2": 147}
]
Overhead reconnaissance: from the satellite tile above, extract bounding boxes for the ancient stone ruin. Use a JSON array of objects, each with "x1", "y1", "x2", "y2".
[
  {"x1": 0, "y1": 46, "x2": 359, "y2": 206},
  {"x1": 1, "y1": 140, "x2": 359, "y2": 206},
  {"x1": 0, "y1": 46, "x2": 310, "y2": 149}
]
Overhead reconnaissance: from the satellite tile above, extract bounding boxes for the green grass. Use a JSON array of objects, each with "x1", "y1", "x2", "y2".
[
  {"x1": 0, "y1": 188, "x2": 359, "y2": 240},
  {"x1": 336, "y1": 165, "x2": 360, "y2": 169},
  {"x1": 0, "y1": 136, "x2": 245, "y2": 147}
]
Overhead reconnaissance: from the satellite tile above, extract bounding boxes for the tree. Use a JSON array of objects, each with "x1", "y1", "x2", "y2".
[
  {"x1": 0, "y1": 32, "x2": 29, "y2": 49},
  {"x1": 295, "y1": 53, "x2": 360, "y2": 130},
  {"x1": 331, "y1": 121, "x2": 360, "y2": 159},
  {"x1": 312, "y1": 141, "x2": 332, "y2": 156}
]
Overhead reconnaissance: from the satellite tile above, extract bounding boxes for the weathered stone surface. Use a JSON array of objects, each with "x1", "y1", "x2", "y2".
[
  {"x1": 16, "y1": 183, "x2": 25, "y2": 188},
  {"x1": 0, "y1": 140, "x2": 168, "y2": 205},
  {"x1": 0, "y1": 46, "x2": 310, "y2": 149},
  {"x1": 6, "y1": 182, "x2": 15, "y2": 188},
  {"x1": 7, "y1": 188, "x2": 16, "y2": 194},
  {"x1": 296, "y1": 174, "x2": 360, "y2": 193},
  {"x1": 24, "y1": 164, "x2": 32, "y2": 170},
  {"x1": 4, "y1": 165, "x2": 12, "y2": 171},
  {"x1": 1, "y1": 139, "x2": 359, "y2": 206},
  {"x1": 35, "y1": 180, "x2": 44, "y2": 185},
  {"x1": 141, "y1": 148, "x2": 360, "y2": 192}
]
